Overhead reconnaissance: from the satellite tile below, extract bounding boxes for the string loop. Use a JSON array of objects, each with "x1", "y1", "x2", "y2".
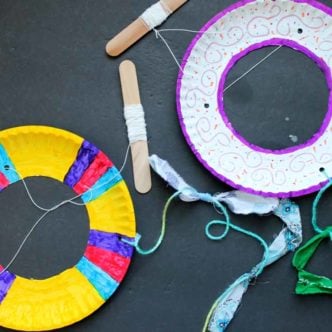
[
  {"x1": 130, "y1": 188, "x2": 232, "y2": 254},
  {"x1": 312, "y1": 170, "x2": 332, "y2": 234}
]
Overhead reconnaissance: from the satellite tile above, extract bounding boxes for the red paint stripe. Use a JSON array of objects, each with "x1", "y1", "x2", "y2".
[
  {"x1": 0, "y1": 172, "x2": 10, "y2": 189},
  {"x1": 84, "y1": 245, "x2": 130, "y2": 283},
  {"x1": 74, "y1": 151, "x2": 113, "y2": 194}
]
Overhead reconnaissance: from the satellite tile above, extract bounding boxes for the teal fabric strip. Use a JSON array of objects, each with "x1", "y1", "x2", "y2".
[
  {"x1": 0, "y1": 144, "x2": 20, "y2": 184},
  {"x1": 76, "y1": 256, "x2": 119, "y2": 301},
  {"x1": 81, "y1": 166, "x2": 122, "y2": 203}
]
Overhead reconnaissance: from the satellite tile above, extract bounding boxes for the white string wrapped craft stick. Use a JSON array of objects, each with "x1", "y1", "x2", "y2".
[
  {"x1": 119, "y1": 60, "x2": 152, "y2": 194},
  {"x1": 106, "y1": 0, "x2": 188, "y2": 56}
]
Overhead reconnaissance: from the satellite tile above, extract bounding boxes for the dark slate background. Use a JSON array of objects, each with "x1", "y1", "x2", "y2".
[{"x1": 0, "y1": 0, "x2": 332, "y2": 331}]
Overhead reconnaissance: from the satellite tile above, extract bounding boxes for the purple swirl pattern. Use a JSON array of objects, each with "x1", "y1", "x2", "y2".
[
  {"x1": 289, "y1": 153, "x2": 332, "y2": 172},
  {"x1": 184, "y1": 69, "x2": 218, "y2": 108},
  {"x1": 276, "y1": 14, "x2": 324, "y2": 36},
  {"x1": 216, "y1": 26, "x2": 245, "y2": 47},
  {"x1": 247, "y1": 5, "x2": 282, "y2": 37},
  {"x1": 218, "y1": 151, "x2": 263, "y2": 173},
  {"x1": 204, "y1": 42, "x2": 224, "y2": 63},
  {"x1": 251, "y1": 168, "x2": 287, "y2": 187},
  {"x1": 319, "y1": 40, "x2": 332, "y2": 51},
  {"x1": 196, "y1": 117, "x2": 230, "y2": 146}
]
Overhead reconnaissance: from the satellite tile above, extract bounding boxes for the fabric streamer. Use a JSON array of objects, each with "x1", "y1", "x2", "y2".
[
  {"x1": 126, "y1": 155, "x2": 302, "y2": 331},
  {"x1": 293, "y1": 172, "x2": 332, "y2": 295},
  {"x1": 140, "y1": 1, "x2": 172, "y2": 31}
]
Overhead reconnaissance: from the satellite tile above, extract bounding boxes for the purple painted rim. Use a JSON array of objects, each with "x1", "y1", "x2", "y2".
[
  {"x1": 218, "y1": 38, "x2": 332, "y2": 155},
  {"x1": 176, "y1": 0, "x2": 332, "y2": 198}
]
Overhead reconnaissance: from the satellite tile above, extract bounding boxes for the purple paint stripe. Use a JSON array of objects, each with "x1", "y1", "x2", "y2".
[
  {"x1": 88, "y1": 230, "x2": 134, "y2": 258},
  {"x1": 217, "y1": 38, "x2": 332, "y2": 155},
  {"x1": 0, "y1": 268, "x2": 16, "y2": 303},
  {"x1": 64, "y1": 140, "x2": 99, "y2": 188}
]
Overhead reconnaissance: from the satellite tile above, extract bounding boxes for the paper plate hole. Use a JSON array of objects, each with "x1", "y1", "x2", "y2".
[
  {"x1": 204, "y1": 103, "x2": 210, "y2": 108},
  {"x1": 222, "y1": 45, "x2": 329, "y2": 150},
  {"x1": 4, "y1": 165, "x2": 10, "y2": 170},
  {"x1": 0, "y1": 177, "x2": 89, "y2": 279},
  {"x1": 297, "y1": 28, "x2": 303, "y2": 34}
]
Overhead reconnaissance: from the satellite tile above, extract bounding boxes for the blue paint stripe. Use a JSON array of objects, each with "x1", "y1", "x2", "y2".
[
  {"x1": 81, "y1": 166, "x2": 122, "y2": 203},
  {"x1": 0, "y1": 145, "x2": 20, "y2": 184},
  {"x1": 76, "y1": 256, "x2": 119, "y2": 301}
]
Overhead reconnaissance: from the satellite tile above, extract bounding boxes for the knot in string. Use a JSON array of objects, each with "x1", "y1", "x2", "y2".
[{"x1": 197, "y1": 192, "x2": 215, "y2": 204}]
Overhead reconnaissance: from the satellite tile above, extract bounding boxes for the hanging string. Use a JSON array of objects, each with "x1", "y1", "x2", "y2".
[
  {"x1": 223, "y1": 45, "x2": 282, "y2": 92},
  {"x1": 0, "y1": 144, "x2": 131, "y2": 275},
  {"x1": 153, "y1": 28, "x2": 282, "y2": 91},
  {"x1": 311, "y1": 168, "x2": 332, "y2": 234},
  {"x1": 125, "y1": 187, "x2": 232, "y2": 255}
]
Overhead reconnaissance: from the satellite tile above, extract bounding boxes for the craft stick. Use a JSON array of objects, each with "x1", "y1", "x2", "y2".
[
  {"x1": 106, "y1": 0, "x2": 188, "y2": 57},
  {"x1": 119, "y1": 60, "x2": 152, "y2": 194}
]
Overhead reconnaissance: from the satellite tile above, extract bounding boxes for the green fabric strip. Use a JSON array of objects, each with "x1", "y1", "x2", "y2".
[{"x1": 293, "y1": 226, "x2": 332, "y2": 295}]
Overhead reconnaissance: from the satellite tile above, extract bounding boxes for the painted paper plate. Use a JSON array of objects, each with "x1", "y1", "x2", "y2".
[
  {"x1": 0, "y1": 126, "x2": 136, "y2": 331},
  {"x1": 177, "y1": 0, "x2": 332, "y2": 198}
]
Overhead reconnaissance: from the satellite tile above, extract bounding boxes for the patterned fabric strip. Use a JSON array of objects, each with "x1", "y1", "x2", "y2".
[
  {"x1": 73, "y1": 151, "x2": 113, "y2": 194},
  {"x1": 207, "y1": 200, "x2": 302, "y2": 331},
  {"x1": 88, "y1": 230, "x2": 134, "y2": 258},
  {"x1": 148, "y1": 155, "x2": 303, "y2": 332},
  {"x1": 84, "y1": 245, "x2": 131, "y2": 283},
  {"x1": 76, "y1": 257, "x2": 118, "y2": 301},
  {"x1": 0, "y1": 266, "x2": 16, "y2": 303},
  {"x1": 64, "y1": 140, "x2": 99, "y2": 188}
]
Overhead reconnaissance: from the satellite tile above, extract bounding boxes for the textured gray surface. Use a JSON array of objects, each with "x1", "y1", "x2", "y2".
[{"x1": 0, "y1": 0, "x2": 332, "y2": 331}]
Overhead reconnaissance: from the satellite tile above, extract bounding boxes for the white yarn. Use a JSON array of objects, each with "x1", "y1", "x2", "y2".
[
  {"x1": 124, "y1": 104, "x2": 147, "y2": 144},
  {"x1": 140, "y1": 1, "x2": 172, "y2": 31}
]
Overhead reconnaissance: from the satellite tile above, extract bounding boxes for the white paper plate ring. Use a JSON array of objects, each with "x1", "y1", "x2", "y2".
[{"x1": 176, "y1": 0, "x2": 332, "y2": 198}]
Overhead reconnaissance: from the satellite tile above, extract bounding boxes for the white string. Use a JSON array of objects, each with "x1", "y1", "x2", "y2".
[
  {"x1": 154, "y1": 29, "x2": 183, "y2": 73},
  {"x1": 153, "y1": 28, "x2": 282, "y2": 91},
  {"x1": 0, "y1": 144, "x2": 131, "y2": 275},
  {"x1": 224, "y1": 45, "x2": 283, "y2": 92},
  {"x1": 124, "y1": 104, "x2": 148, "y2": 143},
  {"x1": 140, "y1": 1, "x2": 172, "y2": 31},
  {"x1": 158, "y1": 28, "x2": 223, "y2": 34}
]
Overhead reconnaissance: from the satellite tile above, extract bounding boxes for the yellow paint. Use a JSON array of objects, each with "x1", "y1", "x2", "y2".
[
  {"x1": 86, "y1": 181, "x2": 136, "y2": 237},
  {"x1": 0, "y1": 268, "x2": 104, "y2": 331},
  {"x1": 0, "y1": 126, "x2": 83, "y2": 181}
]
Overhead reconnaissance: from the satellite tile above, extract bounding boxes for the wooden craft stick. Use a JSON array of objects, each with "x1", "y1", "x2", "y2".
[
  {"x1": 106, "y1": 0, "x2": 188, "y2": 57},
  {"x1": 119, "y1": 60, "x2": 152, "y2": 194}
]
